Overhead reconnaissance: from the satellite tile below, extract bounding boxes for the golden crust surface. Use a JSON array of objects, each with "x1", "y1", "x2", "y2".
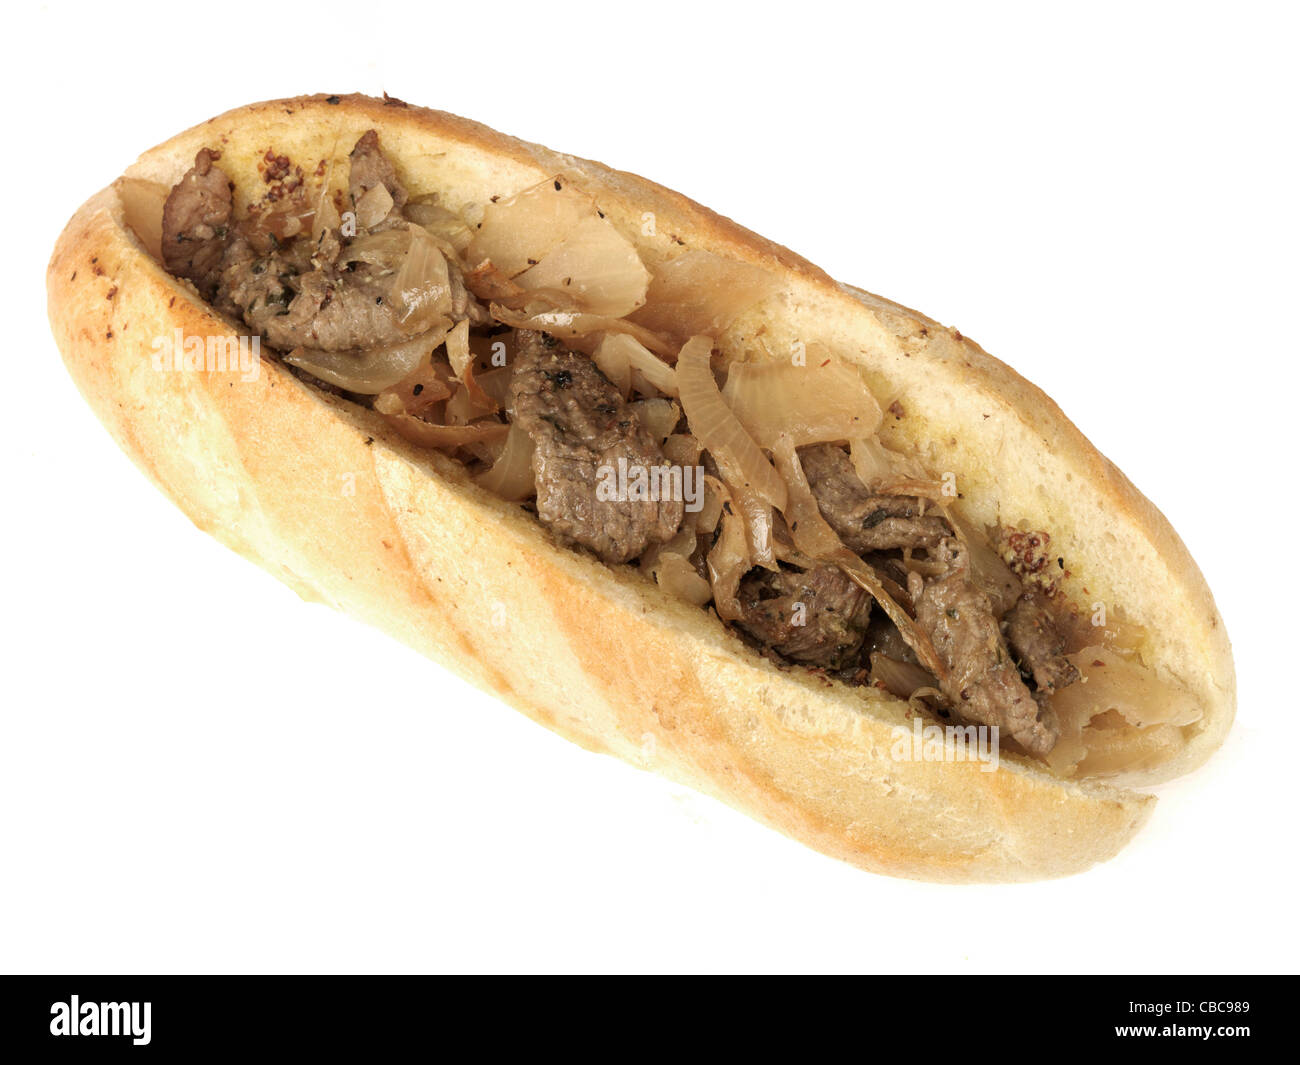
[{"x1": 46, "y1": 94, "x2": 1234, "y2": 881}]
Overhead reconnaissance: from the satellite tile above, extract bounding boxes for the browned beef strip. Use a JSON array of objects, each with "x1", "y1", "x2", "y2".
[
  {"x1": 349, "y1": 129, "x2": 408, "y2": 217},
  {"x1": 1004, "y1": 592, "x2": 1080, "y2": 694},
  {"x1": 509, "y1": 331, "x2": 684, "y2": 564},
  {"x1": 799, "y1": 444, "x2": 949, "y2": 553},
  {"x1": 215, "y1": 237, "x2": 299, "y2": 332},
  {"x1": 213, "y1": 131, "x2": 435, "y2": 352},
  {"x1": 259, "y1": 261, "x2": 416, "y2": 352},
  {"x1": 797, "y1": 441, "x2": 1058, "y2": 752},
  {"x1": 161, "y1": 149, "x2": 234, "y2": 300},
  {"x1": 909, "y1": 538, "x2": 1058, "y2": 756},
  {"x1": 735, "y1": 565, "x2": 872, "y2": 669}
]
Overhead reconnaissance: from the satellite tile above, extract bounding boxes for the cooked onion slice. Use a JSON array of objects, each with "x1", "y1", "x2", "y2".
[
  {"x1": 1056, "y1": 647, "x2": 1201, "y2": 730},
  {"x1": 692, "y1": 474, "x2": 726, "y2": 535},
  {"x1": 309, "y1": 158, "x2": 343, "y2": 243},
  {"x1": 870, "y1": 654, "x2": 936, "y2": 701},
  {"x1": 342, "y1": 228, "x2": 410, "y2": 271},
  {"x1": 723, "y1": 350, "x2": 882, "y2": 449},
  {"x1": 489, "y1": 303, "x2": 676, "y2": 357},
  {"x1": 405, "y1": 196, "x2": 474, "y2": 254},
  {"x1": 445, "y1": 318, "x2": 472, "y2": 380},
  {"x1": 374, "y1": 393, "x2": 509, "y2": 450},
  {"x1": 467, "y1": 177, "x2": 595, "y2": 277},
  {"x1": 651, "y1": 553, "x2": 713, "y2": 607},
  {"x1": 662, "y1": 433, "x2": 701, "y2": 468},
  {"x1": 628, "y1": 249, "x2": 781, "y2": 340},
  {"x1": 463, "y1": 260, "x2": 526, "y2": 303},
  {"x1": 390, "y1": 227, "x2": 455, "y2": 332},
  {"x1": 284, "y1": 327, "x2": 449, "y2": 394},
  {"x1": 513, "y1": 215, "x2": 650, "y2": 317},
  {"x1": 594, "y1": 333, "x2": 679, "y2": 398},
  {"x1": 675, "y1": 336, "x2": 786, "y2": 509},
  {"x1": 380, "y1": 357, "x2": 454, "y2": 416},
  {"x1": 471, "y1": 366, "x2": 514, "y2": 409},
  {"x1": 1073, "y1": 724, "x2": 1186, "y2": 778},
  {"x1": 630, "y1": 398, "x2": 680, "y2": 444},
  {"x1": 1044, "y1": 648, "x2": 1202, "y2": 777},
  {"x1": 476, "y1": 424, "x2": 536, "y2": 501},
  {"x1": 707, "y1": 483, "x2": 750, "y2": 622},
  {"x1": 354, "y1": 183, "x2": 394, "y2": 229},
  {"x1": 442, "y1": 319, "x2": 494, "y2": 414},
  {"x1": 837, "y1": 550, "x2": 947, "y2": 684}
]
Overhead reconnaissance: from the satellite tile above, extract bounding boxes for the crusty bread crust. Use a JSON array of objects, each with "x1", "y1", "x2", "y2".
[{"x1": 46, "y1": 94, "x2": 1233, "y2": 881}]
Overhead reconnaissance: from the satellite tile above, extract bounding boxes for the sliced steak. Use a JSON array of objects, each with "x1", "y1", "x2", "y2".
[
  {"x1": 735, "y1": 565, "x2": 872, "y2": 669},
  {"x1": 909, "y1": 538, "x2": 1058, "y2": 756},
  {"x1": 215, "y1": 237, "x2": 298, "y2": 332},
  {"x1": 1004, "y1": 592, "x2": 1080, "y2": 695},
  {"x1": 213, "y1": 131, "x2": 434, "y2": 351},
  {"x1": 510, "y1": 331, "x2": 684, "y2": 563},
  {"x1": 800, "y1": 444, "x2": 949, "y2": 553},
  {"x1": 259, "y1": 261, "x2": 414, "y2": 352},
  {"x1": 349, "y1": 129, "x2": 408, "y2": 218},
  {"x1": 161, "y1": 149, "x2": 234, "y2": 300}
]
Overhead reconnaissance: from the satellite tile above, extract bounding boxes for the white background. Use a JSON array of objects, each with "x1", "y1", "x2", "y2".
[{"x1": 5, "y1": 1, "x2": 1295, "y2": 974}]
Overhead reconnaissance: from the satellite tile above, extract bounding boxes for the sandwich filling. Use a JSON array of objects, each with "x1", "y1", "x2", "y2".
[{"x1": 146, "y1": 129, "x2": 1200, "y2": 774}]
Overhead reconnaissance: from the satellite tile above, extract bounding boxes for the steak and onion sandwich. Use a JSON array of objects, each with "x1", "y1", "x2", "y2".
[{"x1": 47, "y1": 94, "x2": 1234, "y2": 882}]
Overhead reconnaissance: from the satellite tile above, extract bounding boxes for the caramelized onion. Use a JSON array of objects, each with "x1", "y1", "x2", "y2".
[
  {"x1": 354, "y1": 183, "x2": 394, "y2": 229},
  {"x1": 444, "y1": 319, "x2": 494, "y2": 412},
  {"x1": 310, "y1": 161, "x2": 343, "y2": 243},
  {"x1": 675, "y1": 336, "x2": 787, "y2": 510},
  {"x1": 662, "y1": 433, "x2": 701, "y2": 468},
  {"x1": 472, "y1": 366, "x2": 514, "y2": 409},
  {"x1": 1045, "y1": 647, "x2": 1201, "y2": 777},
  {"x1": 380, "y1": 357, "x2": 454, "y2": 416},
  {"x1": 374, "y1": 393, "x2": 509, "y2": 450},
  {"x1": 405, "y1": 196, "x2": 474, "y2": 253},
  {"x1": 771, "y1": 436, "x2": 842, "y2": 558},
  {"x1": 390, "y1": 227, "x2": 455, "y2": 332},
  {"x1": 707, "y1": 484, "x2": 750, "y2": 621},
  {"x1": 1056, "y1": 647, "x2": 1201, "y2": 730},
  {"x1": 732, "y1": 486, "x2": 777, "y2": 569},
  {"x1": 476, "y1": 424, "x2": 536, "y2": 501},
  {"x1": 463, "y1": 260, "x2": 526, "y2": 302},
  {"x1": 446, "y1": 318, "x2": 473, "y2": 379},
  {"x1": 869, "y1": 654, "x2": 936, "y2": 701},
  {"x1": 630, "y1": 398, "x2": 680, "y2": 444},
  {"x1": 628, "y1": 250, "x2": 781, "y2": 340},
  {"x1": 467, "y1": 176, "x2": 594, "y2": 277},
  {"x1": 444, "y1": 380, "x2": 499, "y2": 425},
  {"x1": 723, "y1": 351, "x2": 882, "y2": 448},
  {"x1": 237, "y1": 183, "x2": 318, "y2": 252},
  {"x1": 652, "y1": 553, "x2": 713, "y2": 607},
  {"x1": 837, "y1": 551, "x2": 948, "y2": 684},
  {"x1": 488, "y1": 302, "x2": 676, "y2": 357},
  {"x1": 514, "y1": 215, "x2": 650, "y2": 317},
  {"x1": 284, "y1": 327, "x2": 449, "y2": 394},
  {"x1": 342, "y1": 228, "x2": 410, "y2": 271},
  {"x1": 851, "y1": 436, "x2": 930, "y2": 487},
  {"x1": 593, "y1": 333, "x2": 679, "y2": 398}
]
